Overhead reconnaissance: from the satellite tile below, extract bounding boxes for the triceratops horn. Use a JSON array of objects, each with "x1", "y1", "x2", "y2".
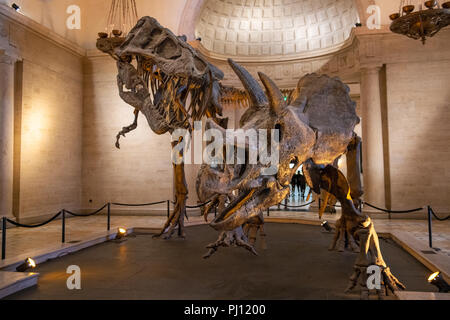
[
  {"x1": 258, "y1": 72, "x2": 285, "y2": 113},
  {"x1": 227, "y1": 59, "x2": 268, "y2": 107}
]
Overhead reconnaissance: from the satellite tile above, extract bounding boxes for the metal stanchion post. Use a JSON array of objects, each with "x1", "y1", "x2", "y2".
[
  {"x1": 167, "y1": 200, "x2": 170, "y2": 218},
  {"x1": 62, "y1": 210, "x2": 66, "y2": 243},
  {"x1": 2, "y1": 217, "x2": 6, "y2": 260},
  {"x1": 107, "y1": 203, "x2": 111, "y2": 231},
  {"x1": 428, "y1": 206, "x2": 433, "y2": 248}
]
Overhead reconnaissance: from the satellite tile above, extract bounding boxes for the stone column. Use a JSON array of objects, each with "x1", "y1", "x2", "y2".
[
  {"x1": 360, "y1": 65, "x2": 385, "y2": 208},
  {"x1": 0, "y1": 51, "x2": 15, "y2": 218}
]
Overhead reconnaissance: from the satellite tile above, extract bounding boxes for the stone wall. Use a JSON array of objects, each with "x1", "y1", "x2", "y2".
[
  {"x1": 1, "y1": 1, "x2": 450, "y2": 222},
  {"x1": 82, "y1": 55, "x2": 174, "y2": 214},
  {"x1": 0, "y1": 7, "x2": 84, "y2": 223},
  {"x1": 386, "y1": 60, "x2": 450, "y2": 214},
  {"x1": 356, "y1": 27, "x2": 450, "y2": 216}
]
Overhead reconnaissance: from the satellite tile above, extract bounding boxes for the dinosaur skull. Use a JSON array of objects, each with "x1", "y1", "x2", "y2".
[
  {"x1": 198, "y1": 60, "x2": 359, "y2": 232},
  {"x1": 97, "y1": 16, "x2": 226, "y2": 134}
]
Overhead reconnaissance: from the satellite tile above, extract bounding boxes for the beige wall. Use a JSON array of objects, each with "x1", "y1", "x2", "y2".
[
  {"x1": 82, "y1": 56, "x2": 173, "y2": 214},
  {"x1": 1, "y1": 0, "x2": 187, "y2": 49},
  {"x1": 386, "y1": 60, "x2": 450, "y2": 214},
  {"x1": 0, "y1": 0, "x2": 85, "y2": 46},
  {"x1": 1, "y1": 1, "x2": 450, "y2": 221},
  {"x1": 0, "y1": 9, "x2": 84, "y2": 222}
]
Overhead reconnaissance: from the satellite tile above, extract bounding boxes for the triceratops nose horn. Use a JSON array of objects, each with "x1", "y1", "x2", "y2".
[
  {"x1": 227, "y1": 59, "x2": 268, "y2": 108},
  {"x1": 258, "y1": 72, "x2": 286, "y2": 114}
]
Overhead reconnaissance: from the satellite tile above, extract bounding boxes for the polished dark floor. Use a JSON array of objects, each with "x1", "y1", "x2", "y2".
[{"x1": 6, "y1": 223, "x2": 433, "y2": 300}]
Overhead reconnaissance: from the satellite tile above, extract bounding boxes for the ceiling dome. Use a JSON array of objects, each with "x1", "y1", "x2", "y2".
[{"x1": 195, "y1": 0, "x2": 359, "y2": 59}]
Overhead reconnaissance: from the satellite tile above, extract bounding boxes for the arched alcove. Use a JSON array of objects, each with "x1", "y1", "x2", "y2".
[{"x1": 194, "y1": 0, "x2": 360, "y2": 59}]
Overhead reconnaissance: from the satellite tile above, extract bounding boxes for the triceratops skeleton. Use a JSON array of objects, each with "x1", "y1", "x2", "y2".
[{"x1": 97, "y1": 16, "x2": 405, "y2": 299}]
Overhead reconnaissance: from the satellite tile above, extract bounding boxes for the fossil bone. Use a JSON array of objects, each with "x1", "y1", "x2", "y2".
[
  {"x1": 97, "y1": 16, "x2": 405, "y2": 299},
  {"x1": 197, "y1": 60, "x2": 405, "y2": 299},
  {"x1": 96, "y1": 16, "x2": 227, "y2": 239}
]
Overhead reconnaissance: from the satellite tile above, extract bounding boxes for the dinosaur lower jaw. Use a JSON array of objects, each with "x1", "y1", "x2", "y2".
[{"x1": 141, "y1": 98, "x2": 171, "y2": 135}]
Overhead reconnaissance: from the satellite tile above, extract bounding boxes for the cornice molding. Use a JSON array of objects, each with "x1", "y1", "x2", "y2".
[
  {"x1": 0, "y1": 4, "x2": 86, "y2": 58},
  {"x1": 85, "y1": 48, "x2": 109, "y2": 58},
  {"x1": 201, "y1": 35, "x2": 361, "y2": 89}
]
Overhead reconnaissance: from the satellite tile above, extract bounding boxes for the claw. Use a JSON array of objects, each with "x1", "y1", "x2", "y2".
[
  {"x1": 382, "y1": 267, "x2": 406, "y2": 295},
  {"x1": 114, "y1": 109, "x2": 139, "y2": 149},
  {"x1": 203, "y1": 226, "x2": 258, "y2": 259}
]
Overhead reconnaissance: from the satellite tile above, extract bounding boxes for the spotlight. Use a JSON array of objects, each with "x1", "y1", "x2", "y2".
[
  {"x1": 428, "y1": 272, "x2": 450, "y2": 293},
  {"x1": 115, "y1": 227, "x2": 127, "y2": 240},
  {"x1": 16, "y1": 258, "x2": 36, "y2": 272},
  {"x1": 321, "y1": 221, "x2": 333, "y2": 232},
  {"x1": 11, "y1": 3, "x2": 20, "y2": 12}
]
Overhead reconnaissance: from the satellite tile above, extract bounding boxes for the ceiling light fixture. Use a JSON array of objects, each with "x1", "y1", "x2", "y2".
[
  {"x1": 390, "y1": 1, "x2": 450, "y2": 44},
  {"x1": 98, "y1": 0, "x2": 138, "y2": 39}
]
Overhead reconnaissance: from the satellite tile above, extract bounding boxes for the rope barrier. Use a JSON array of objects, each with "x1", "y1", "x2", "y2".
[
  {"x1": 283, "y1": 200, "x2": 315, "y2": 209},
  {"x1": 5, "y1": 211, "x2": 62, "y2": 229},
  {"x1": 186, "y1": 200, "x2": 211, "y2": 209},
  {"x1": 363, "y1": 202, "x2": 424, "y2": 214},
  {"x1": 111, "y1": 200, "x2": 167, "y2": 207},
  {"x1": 65, "y1": 203, "x2": 109, "y2": 217},
  {"x1": 168, "y1": 200, "x2": 211, "y2": 208},
  {"x1": 429, "y1": 207, "x2": 450, "y2": 221},
  {"x1": 2, "y1": 193, "x2": 447, "y2": 260}
]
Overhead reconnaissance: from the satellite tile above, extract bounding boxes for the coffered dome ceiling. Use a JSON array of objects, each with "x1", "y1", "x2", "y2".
[{"x1": 195, "y1": 0, "x2": 359, "y2": 59}]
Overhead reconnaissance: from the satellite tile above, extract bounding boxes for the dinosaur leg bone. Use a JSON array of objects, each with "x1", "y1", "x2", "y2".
[
  {"x1": 317, "y1": 165, "x2": 405, "y2": 299},
  {"x1": 243, "y1": 212, "x2": 266, "y2": 249},
  {"x1": 345, "y1": 220, "x2": 406, "y2": 299},
  {"x1": 154, "y1": 139, "x2": 188, "y2": 239},
  {"x1": 329, "y1": 217, "x2": 360, "y2": 253}
]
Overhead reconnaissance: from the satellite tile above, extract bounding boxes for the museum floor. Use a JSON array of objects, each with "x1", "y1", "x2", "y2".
[
  {"x1": 1, "y1": 210, "x2": 449, "y2": 300},
  {"x1": 4, "y1": 224, "x2": 434, "y2": 300}
]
